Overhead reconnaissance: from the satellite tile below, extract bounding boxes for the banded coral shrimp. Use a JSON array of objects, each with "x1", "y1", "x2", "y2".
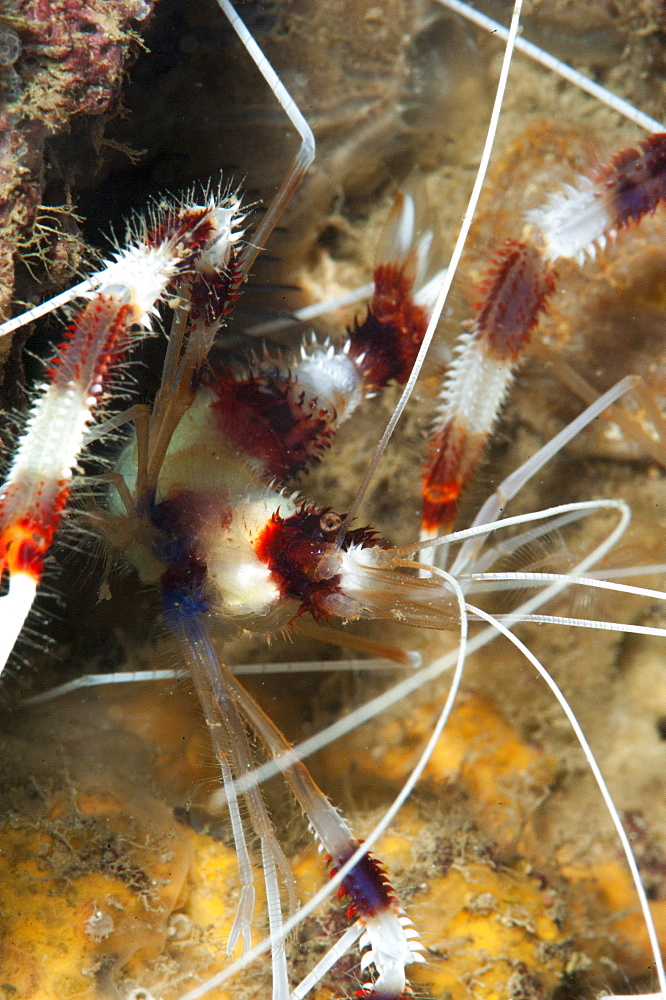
[{"x1": 1, "y1": 1, "x2": 666, "y2": 999}]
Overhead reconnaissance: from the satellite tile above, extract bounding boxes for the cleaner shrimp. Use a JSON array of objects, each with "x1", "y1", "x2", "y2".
[{"x1": 0, "y1": 2, "x2": 665, "y2": 999}]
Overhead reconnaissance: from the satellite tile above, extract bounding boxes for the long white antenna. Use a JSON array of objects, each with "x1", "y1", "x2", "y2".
[
  {"x1": 0, "y1": 0, "x2": 315, "y2": 342},
  {"x1": 337, "y1": 0, "x2": 525, "y2": 543},
  {"x1": 470, "y1": 604, "x2": 666, "y2": 1000},
  {"x1": 215, "y1": 0, "x2": 315, "y2": 281},
  {"x1": 436, "y1": 0, "x2": 666, "y2": 134}
]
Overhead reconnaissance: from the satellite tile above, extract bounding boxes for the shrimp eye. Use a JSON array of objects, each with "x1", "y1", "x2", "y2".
[{"x1": 320, "y1": 512, "x2": 342, "y2": 534}]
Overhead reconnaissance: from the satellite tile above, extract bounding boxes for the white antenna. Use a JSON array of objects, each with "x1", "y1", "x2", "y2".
[{"x1": 215, "y1": 0, "x2": 315, "y2": 281}]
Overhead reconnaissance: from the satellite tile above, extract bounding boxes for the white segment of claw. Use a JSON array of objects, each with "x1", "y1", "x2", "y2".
[
  {"x1": 294, "y1": 341, "x2": 364, "y2": 424},
  {"x1": 91, "y1": 242, "x2": 184, "y2": 325},
  {"x1": 0, "y1": 572, "x2": 37, "y2": 672},
  {"x1": 525, "y1": 175, "x2": 611, "y2": 264},
  {"x1": 431, "y1": 326, "x2": 516, "y2": 437},
  {"x1": 358, "y1": 906, "x2": 427, "y2": 994},
  {"x1": 197, "y1": 198, "x2": 246, "y2": 273}
]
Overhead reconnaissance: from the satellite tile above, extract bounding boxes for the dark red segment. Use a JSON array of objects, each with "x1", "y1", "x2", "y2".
[
  {"x1": 190, "y1": 256, "x2": 242, "y2": 328},
  {"x1": 145, "y1": 204, "x2": 216, "y2": 270},
  {"x1": 254, "y1": 506, "x2": 379, "y2": 621},
  {"x1": 46, "y1": 297, "x2": 133, "y2": 394},
  {"x1": 210, "y1": 367, "x2": 335, "y2": 481},
  {"x1": 603, "y1": 133, "x2": 666, "y2": 228},
  {"x1": 330, "y1": 843, "x2": 396, "y2": 919},
  {"x1": 348, "y1": 263, "x2": 428, "y2": 389},
  {"x1": 473, "y1": 240, "x2": 556, "y2": 360},
  {"x1": 421, "y1": 422, "x2": 485, "y2": 534}
]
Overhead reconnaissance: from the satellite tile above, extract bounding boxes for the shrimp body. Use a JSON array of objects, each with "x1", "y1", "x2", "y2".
[{"x1": 116, "y1": 245, "x2": 454, "y2": 636}]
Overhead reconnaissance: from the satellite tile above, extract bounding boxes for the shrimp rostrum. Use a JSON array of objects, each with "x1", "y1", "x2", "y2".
[{"x1": 1, "y1": 2, "x2": 666, "y2": 1000}]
